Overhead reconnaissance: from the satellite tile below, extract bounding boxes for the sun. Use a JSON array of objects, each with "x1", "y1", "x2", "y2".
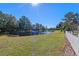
[{"x1": 31, "y1": 3, "x2": 39, "y2": 6}]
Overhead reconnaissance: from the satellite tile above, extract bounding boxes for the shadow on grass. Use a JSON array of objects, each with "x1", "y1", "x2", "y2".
[
  {"x1": 0, "y1": 33, "x2": 28, "y2": 37},
  {"x1": 0, "y1": 32, "x2": 48, "y2": 37}
]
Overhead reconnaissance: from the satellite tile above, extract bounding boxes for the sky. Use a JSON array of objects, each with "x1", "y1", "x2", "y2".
[{"x1": 0, "y1": 3, "x2": 79, "y2": 28}]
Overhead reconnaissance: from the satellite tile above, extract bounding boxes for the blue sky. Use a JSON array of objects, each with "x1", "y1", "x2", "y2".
[{"x1": 0, "y1": 3, "x2": 79, "y2": 28}]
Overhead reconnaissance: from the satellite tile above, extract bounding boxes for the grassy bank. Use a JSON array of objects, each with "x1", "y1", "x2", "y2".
[{"x1": 0, "y1": 30, "x2": 64, "y2": 56}]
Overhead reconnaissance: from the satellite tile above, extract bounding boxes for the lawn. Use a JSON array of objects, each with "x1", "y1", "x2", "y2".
[{"x1": 0, "y1": 30, "x2": 65, "y2": 56}]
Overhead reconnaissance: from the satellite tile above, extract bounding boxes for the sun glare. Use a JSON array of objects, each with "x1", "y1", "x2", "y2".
[{"x1": 31, "y1": 3, "x2": 39, "y2": 6}]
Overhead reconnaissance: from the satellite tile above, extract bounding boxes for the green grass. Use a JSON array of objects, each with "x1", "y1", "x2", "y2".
[{"x1": 0, "y1": 31, "x2": 64, "y2": 56}]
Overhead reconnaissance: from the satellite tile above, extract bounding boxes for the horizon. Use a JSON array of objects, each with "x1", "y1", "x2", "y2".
[{"x1": 0, "y1": 3, "x2": 79, "y2": 28}]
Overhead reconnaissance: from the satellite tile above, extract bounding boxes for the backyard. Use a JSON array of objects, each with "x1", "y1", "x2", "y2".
[{"x1": 0, "y1": 30, "x2": 64, "y2": 56}]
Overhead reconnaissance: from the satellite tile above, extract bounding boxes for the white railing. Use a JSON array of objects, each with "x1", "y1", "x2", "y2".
[{"x1": 65, "y1": 31, "x2": 79, "y2": 56}]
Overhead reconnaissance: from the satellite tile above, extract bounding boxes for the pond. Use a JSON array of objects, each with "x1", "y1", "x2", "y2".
[
  {"x1": 32, "y1": 31, "x2": 50, "y2": 35},
  {"x1": 8, "y1": 30, "x2": 51, "y2": 36}
]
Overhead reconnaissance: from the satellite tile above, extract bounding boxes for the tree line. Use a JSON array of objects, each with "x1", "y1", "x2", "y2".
[
  {"x1": 0, "y1": 11, "x2": 47, "y2": 35},
  {"x1": 56, "y1": 12, "x2": 79, "y2": 32}
]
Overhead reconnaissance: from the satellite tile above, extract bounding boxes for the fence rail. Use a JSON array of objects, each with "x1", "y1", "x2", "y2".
[{"x1": 65, "y1": 31, "x2": 79, "y2": 56}]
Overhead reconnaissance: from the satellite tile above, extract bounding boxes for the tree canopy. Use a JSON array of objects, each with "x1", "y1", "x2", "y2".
[
  {"x1": 0, "y1": 11, "x2": 47, "y2": 35},
  {"x1": 56, "y1": 12, "x2": 79, "y2": 31}
]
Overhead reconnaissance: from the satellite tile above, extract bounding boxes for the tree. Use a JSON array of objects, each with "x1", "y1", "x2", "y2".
[
  {"x1": 40, "y1": 24, "x2": 46, "y2": 32},
  {"x1": 58, "y1": 12, "x2": 79, "y2": 31},
  {"x1": 32, "y1": 23, "x2": 46, "y2": 33},
  {"x1": 0, "y1": 11, "x2": 18, "y2": 33},
  {"x1": 18, "y1": 16, "x2": 32, "y2": 32},
  {"x1": 56, "y1": 22, "x2": 64, "y2": 31},
  {"x1": 0, "y1": 11, "x2": 10, "y2": 32},
  {"x1": 0, "y1": 11, "x2": 48, "y2": 35},
  {"x1": 6, "y1": 15, "x2": 18, "y2": 32}
]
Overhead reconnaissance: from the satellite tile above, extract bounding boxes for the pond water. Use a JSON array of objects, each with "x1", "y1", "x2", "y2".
[{"x1": 32, "y1": 31, "x2": 50, "y2": 35}]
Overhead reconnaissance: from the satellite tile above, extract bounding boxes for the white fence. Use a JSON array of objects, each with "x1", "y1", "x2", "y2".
[{"x1": 65, "y1": 31, "x2": 79, "y2": 56}]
